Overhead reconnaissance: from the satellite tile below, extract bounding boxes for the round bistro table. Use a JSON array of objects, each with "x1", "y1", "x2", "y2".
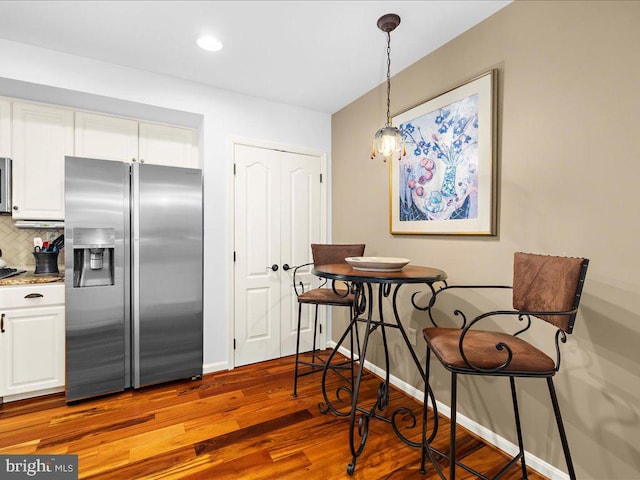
[{"x1": 312, "y1": 263, "x2": 447, "y2": 475}]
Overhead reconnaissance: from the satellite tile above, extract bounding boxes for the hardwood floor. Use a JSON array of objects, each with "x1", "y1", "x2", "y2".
[{"x1": 0, "y1": 353, "x2": 547, "y2": 479}]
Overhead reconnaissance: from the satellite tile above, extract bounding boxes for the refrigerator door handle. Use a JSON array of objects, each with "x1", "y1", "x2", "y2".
[{"x1": 132, "y1": 162, "x2": 141, "y2": 388}]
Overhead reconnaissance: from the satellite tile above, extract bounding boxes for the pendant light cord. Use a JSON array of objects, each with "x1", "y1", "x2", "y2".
[{"x1": 386, "y1": 31, "x2": 392, "y2": 127}]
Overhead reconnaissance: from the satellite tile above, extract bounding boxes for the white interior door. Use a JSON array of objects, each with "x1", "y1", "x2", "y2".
[
  {"x1": 234, "y1": 145, "x2": 282, "y2": 366},
  {"x1": 279, "y1": 152, "x2": 321, "y2": 357},
  {"x1": 234, "y1": 144, "x2": 322, "y2": 367}
]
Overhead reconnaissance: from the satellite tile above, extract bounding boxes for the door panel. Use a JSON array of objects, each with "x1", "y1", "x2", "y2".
[
  {"x1": 2, "y1": 307, "x2": 65, "y2": 396},
  {"x1": 234, "y1": 145, "x2": 281, "y2": 366},
  {"x1": 12, "y1": 102, "x2": 73, "y2": 220},
  {"x1": 139, "y1": 122, "x2": 197, "y2": 168},
  {"x1": 280, "y1": 153, "x2": 321, "y2": 356},
  {"x1": 65, "y1": 156, "x2": 128, "y2": 402},
  {"x1": 75, "y1": 111, "x2": 138, "y2": 162},
  {"x1": 135, "y1": 163, "x2": 203, "y2": 387},
  {"x1": 234, "y1": 145, "x2": 321, "y2": 366}
]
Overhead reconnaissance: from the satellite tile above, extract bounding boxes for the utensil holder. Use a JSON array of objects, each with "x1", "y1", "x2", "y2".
[{"x1": 33, "y1": 251, "x2": 60, "y2": 275}]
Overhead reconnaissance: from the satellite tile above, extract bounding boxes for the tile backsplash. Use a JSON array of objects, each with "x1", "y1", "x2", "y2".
[{"x1": 0, "y1": 215, "x2": 65, "y2": 269}]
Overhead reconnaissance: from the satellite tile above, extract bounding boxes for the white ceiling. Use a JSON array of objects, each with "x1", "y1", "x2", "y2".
[{"x1": 0, "y1": 1, "x2": 510, "y2": 114}]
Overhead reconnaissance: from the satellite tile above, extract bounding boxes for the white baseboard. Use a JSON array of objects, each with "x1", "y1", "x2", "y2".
[
  {"x1": 328, "y1": 341, "x2": 569, "y2": 480},
  {"x1": 1, "y1": 386, "x2": 65, "y2": 404},
  {"x1": 203, "y1": 360, "x2": 229, "y2": 375}
]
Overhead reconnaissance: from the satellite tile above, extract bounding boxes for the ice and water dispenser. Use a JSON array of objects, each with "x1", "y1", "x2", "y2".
[{"x1": 72, "y1": 228, "x2": 115, "y2": 287}]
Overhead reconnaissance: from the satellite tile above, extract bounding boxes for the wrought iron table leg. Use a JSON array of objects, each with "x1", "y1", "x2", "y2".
[
  {"x1": 320, "y1": 280, "x2": 443, "y2": 476},
  {"x1": 346, "y1": 313, "x2": 375, "y2": 474}
]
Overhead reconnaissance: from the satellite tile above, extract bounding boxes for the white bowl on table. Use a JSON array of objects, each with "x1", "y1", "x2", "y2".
[{"x1": 345, "y1": 257, "x2": 410, "y2": 272}]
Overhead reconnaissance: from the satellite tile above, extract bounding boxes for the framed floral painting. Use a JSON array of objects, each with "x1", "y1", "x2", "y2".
[{"x1": 390, "y1": 70, "x2": 497, "y2": 235}]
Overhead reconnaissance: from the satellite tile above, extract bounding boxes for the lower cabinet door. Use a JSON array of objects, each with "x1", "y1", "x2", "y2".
[{"x1": 1, "y1": 306, "x2": 65, "y2": 397}]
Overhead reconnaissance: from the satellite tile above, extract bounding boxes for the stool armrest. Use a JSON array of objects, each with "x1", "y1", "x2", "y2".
[
  {"x1": 456, "y1": 307, "x2": 577, "y2": 374},
  {"x1": 420, "y1": 284, "x2": 512, "y2": 328},
  {"x1": 290, "y1": 262, "x2": 349, "y2": 297},
  {"x1": 291, "y1": 262, "x2": 314, "y2": 296}
]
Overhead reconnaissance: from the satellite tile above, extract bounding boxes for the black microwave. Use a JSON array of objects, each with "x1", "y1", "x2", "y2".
[{"x1": 0, "y1": 157, "x2": 11, "y2": 214}]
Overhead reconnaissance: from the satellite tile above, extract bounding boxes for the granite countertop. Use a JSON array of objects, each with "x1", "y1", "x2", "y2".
[{"x1": 0, "y1": 271, "x2": 65, "y2": 286}]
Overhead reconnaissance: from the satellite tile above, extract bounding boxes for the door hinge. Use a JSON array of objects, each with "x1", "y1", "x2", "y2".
[
  {"x1": 233, "y1": 251, "x2": 236, "y2": 262},
  {"x1": 320, "y1": 173, "x2": 323, "y2": 183},
  {"x1": 233, "y1": 338, "x2": 236, "y2": 350}
]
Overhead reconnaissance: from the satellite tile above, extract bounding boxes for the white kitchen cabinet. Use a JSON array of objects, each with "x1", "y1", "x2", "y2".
[
  {"x1": 75, "y1": 111, "x2": 138, "y2": 162},
  {"x1": 0, "y1": 284, "x2": 65, "y2": 401},
  {"x1": 0, "y1": 97, "x2": 10, "y2": 157},
  {"x1": 11, "y1": 102, "x2": 74, "y2": 220},
  {"x1": 8, "y1": 98, "x2": 197, "y2": 221},
  {"x1": 139, "y1": 122, "x2": 198, "y2": 168},
  {"x1": 76, "y1": 114, "x2": 198, "y2": 168}
]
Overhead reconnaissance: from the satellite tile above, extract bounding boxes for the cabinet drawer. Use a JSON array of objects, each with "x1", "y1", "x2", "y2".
[{"x1": 0, "y1": 284, "x2": 65, "y2": 308}]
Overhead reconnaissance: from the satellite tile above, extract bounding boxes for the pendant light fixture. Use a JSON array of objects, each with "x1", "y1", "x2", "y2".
[{"x1": 371, "y1": 13, "x2": 405, "y2": 162}]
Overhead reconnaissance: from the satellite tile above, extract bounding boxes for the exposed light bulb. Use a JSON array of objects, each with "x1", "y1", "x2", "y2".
[
  {"x1": 197, "y1": 35, "x2": 223, "y2": 52},
  {"x1": 372, "y1": 126, "x2": 404, "y2": 162}
]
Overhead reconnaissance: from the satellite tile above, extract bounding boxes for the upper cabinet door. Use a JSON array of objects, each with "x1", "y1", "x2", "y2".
[
  {"x1": 0, "y1": 98, "x2": 10, "y2": 157},
  {"x1": 12, "y1": 102, "x2": 74, "y2": 220},
  {"x1": 139, "y1": 122, "x2": 198, "y2": 168},
  {"x1": 75, "y1": 111, "x2": 138, "y2": 162}
]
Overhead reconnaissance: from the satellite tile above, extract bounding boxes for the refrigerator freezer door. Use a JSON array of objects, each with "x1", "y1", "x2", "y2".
[
  {"x1": 133, "y1": 163, "x2": 203, "y2": 388},
  {"x1": 65, "y1": 157, "x2": 130, "y2": 402}
]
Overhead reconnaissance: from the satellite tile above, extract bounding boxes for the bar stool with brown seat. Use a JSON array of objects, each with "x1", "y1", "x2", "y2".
[
  {"x1": 292, "y1": 243, "x2": 365, "y2": 397},
  {"x1": 420, "y1": 252, "x2": 589, "y2": 480}
]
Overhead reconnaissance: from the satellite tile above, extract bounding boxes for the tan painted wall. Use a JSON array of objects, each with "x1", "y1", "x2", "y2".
[{"x1": 331, "y1": 1, "x2": 640, "y2": 478}]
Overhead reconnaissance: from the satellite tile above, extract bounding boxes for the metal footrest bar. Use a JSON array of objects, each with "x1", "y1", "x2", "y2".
[
  {"x1": 296, "y1": 355, "x2": 356, "y2": 384},
  {"x1": 424, "y1": 444, "x2": 525, "y2": 480}
]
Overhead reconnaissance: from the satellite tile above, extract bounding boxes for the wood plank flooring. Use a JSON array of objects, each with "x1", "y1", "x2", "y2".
[{"x1": 0, "y1": 352, "x2": 547, "y2": 479}]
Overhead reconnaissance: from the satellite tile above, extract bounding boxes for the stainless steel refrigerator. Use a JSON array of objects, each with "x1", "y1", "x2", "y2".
[{"x1": 65, "y1": 156, "x2": 203, "y2": 402}]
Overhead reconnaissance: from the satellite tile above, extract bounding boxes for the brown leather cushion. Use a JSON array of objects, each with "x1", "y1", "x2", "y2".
[
  {"x1": 298, "y1": 288, "x2": 353, "y2": 306},
  {"x1": 512, "y1": 252, "x2": 586, "y2": 332},
  {"x1": 311, "y1": 244, "x2": 365, "y2": 266},
  {"x1": 424, "y1": 327, "x2": 556, "y2": 374}
]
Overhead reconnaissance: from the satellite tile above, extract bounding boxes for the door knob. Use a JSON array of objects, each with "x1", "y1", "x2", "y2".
[
  {"x1": 282, "y1": 264, "x2": 291, "y2": 271},
  {"x1": 269, "y1": 264, "x2": 279, "y2": 272}
]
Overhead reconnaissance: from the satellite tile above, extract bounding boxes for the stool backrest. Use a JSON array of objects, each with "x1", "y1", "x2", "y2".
[
  {"x1": 512, "y1": 252, "x2": 589, "y2": 334},
  {"x1": 310, "y1": 244, "x2": 365, "y2": 267}
]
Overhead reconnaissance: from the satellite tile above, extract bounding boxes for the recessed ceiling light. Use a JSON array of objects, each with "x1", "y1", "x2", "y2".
[{"x1": 197, "y1": 35, "x2": 223, "y2": 52}]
